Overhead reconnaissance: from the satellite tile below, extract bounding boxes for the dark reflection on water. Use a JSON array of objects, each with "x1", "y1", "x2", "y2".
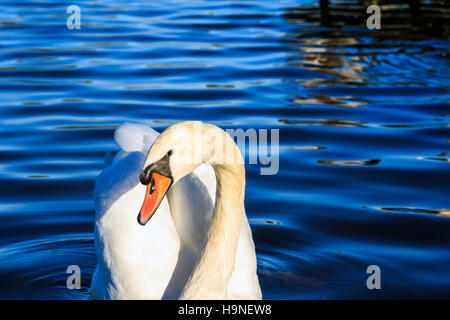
[{"x1": 0, "y1": 0, "x2": 449, "y2": 299}]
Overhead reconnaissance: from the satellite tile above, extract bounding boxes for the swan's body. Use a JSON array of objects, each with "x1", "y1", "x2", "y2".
[{"x1": 91, "y1": 122, "x2": 261, "y2": 299}]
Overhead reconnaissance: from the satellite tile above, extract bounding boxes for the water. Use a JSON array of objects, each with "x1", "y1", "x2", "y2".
[{"x1": 0, "y1": 0, "x2": 449, "y2": 299}]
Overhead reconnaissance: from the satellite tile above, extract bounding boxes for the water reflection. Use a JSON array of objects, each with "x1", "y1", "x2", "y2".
[
  {"x1": 283, "y1": 0, "x2": 449, "y2": 89},
  {"x1": 318, "y1": 159, "x2": 380, "y2": 166},
  {"x1": 289, "y1": 94, "x2": 366, "y2": 108},
  {"x1": 368, "y1": 206, "x2": 450, "y2": 217},
  {"x1": 280, "y1": 118, "x2": 367, "y2": 127}
]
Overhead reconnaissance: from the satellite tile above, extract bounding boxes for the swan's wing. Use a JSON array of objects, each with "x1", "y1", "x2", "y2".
[
  {"x1": 192, "y1": 164, "x2": 216, "y2": 202},
  {"x1": 166, "y1": 164, "x2": 216, "y2": 252},
  {"x1": 94, "y1": 151, "x2": 145, "y2": 217},
  {"x1": 95, "y1": 123, "x2": 160, "y2": 217},
  {"x1": 114, "y1": 122, "x2": 159, "y2": 154},
  {"x1": 92, "y1": 123, "x2": 180, "y2": 299},
  {"x1": 92, "y1": 149, "x2": 180, "y2": 299},
  {"x1": 227, "y1": 211, "x2": 262, "y2": 299}
]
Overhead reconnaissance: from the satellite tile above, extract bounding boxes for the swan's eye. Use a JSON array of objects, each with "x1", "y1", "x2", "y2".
[{"x1": 167, "y1": 149, "x2": 173, "y2": 156}]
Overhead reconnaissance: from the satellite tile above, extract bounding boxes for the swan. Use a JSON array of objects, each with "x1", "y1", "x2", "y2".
[{"x1": 91, "y1": 121, "x2": 262, "y2": 299}]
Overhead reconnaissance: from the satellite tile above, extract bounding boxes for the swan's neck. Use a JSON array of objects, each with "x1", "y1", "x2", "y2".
[{"x1": 180, "y1": 130, "x2": 245, "y2": 299}]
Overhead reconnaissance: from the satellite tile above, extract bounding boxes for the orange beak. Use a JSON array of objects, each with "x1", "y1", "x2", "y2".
[{"x1": 137, "y1": 172, "x2": 172, "y2": 226}]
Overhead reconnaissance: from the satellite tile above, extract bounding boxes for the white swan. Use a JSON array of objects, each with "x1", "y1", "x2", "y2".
[{"x1": 91, "y1": 121, "x2": 262, "y2": 299}]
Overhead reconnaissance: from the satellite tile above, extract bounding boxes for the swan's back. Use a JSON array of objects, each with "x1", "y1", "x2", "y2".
[{"x1": 114, "y1": 122, "x2": 159, "y2": 154}]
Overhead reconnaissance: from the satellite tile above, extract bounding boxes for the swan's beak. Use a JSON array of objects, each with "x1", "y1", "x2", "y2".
[{"x1": 138, "y1": 172, "x2": 172, "y2": 226}]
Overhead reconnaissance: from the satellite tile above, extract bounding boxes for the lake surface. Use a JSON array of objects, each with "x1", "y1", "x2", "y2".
[{"x1": 0, "y1": 0, "x2": 449, "y2": 299}]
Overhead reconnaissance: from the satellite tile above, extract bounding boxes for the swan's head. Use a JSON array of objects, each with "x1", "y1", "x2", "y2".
[{"x1": 137, "y1": 121, "x2": 208, "y2": 225}]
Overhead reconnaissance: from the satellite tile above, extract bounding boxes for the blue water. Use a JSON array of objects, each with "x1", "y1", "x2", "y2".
[{"x1": 0, "y1": 0, "x2": 449, "y2": 299}]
